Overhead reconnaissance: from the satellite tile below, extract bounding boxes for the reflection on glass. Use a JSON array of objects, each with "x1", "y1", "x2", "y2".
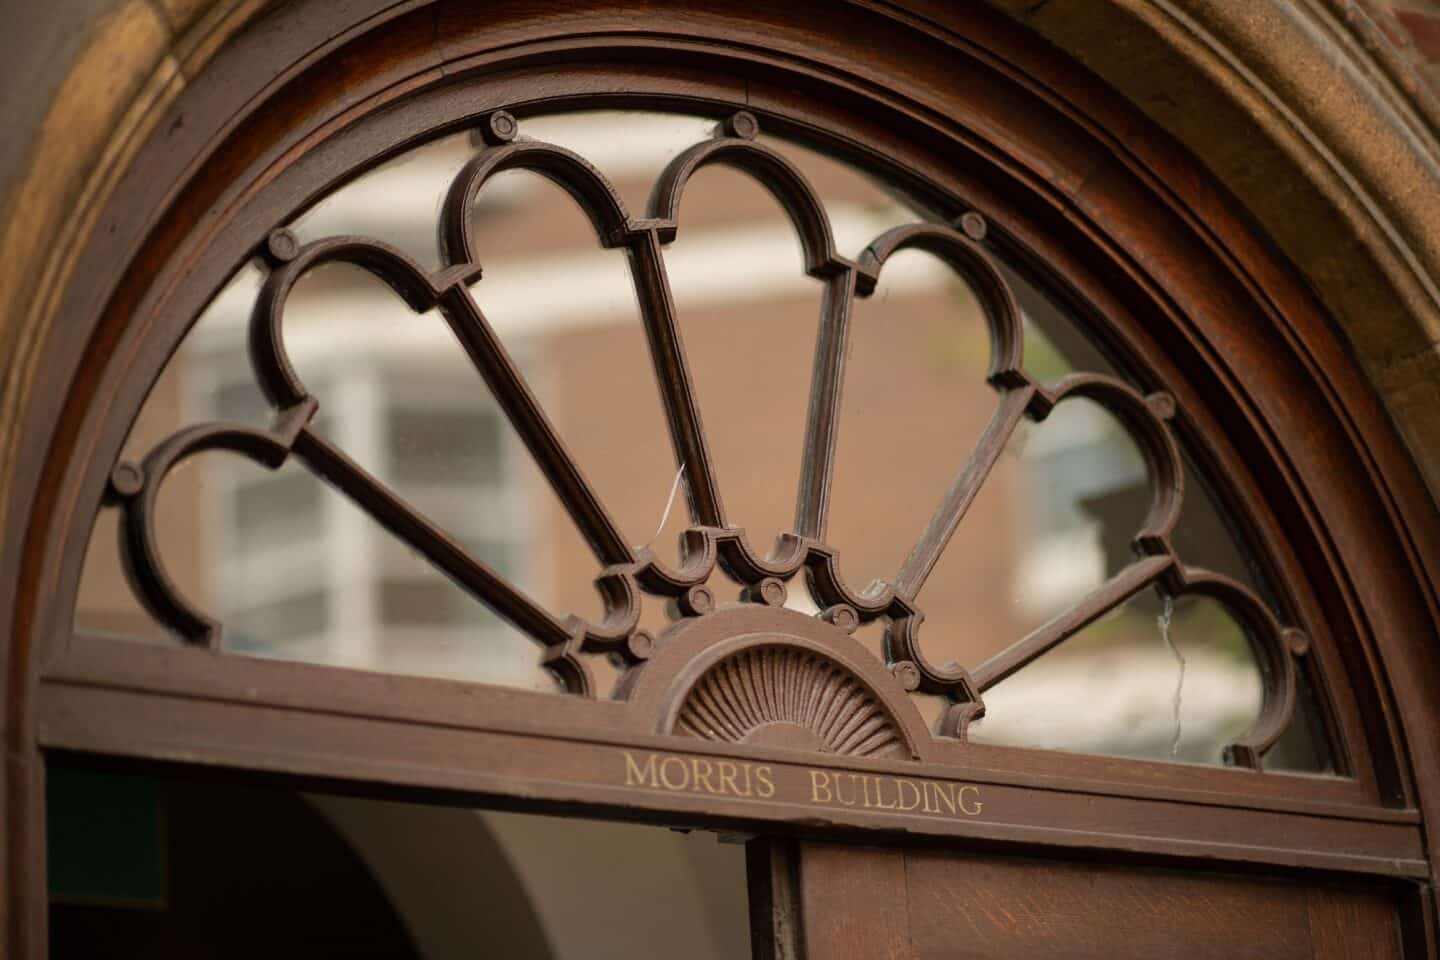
[
  {"x1": 73, "y1": 108, "x2": 1329, "y2": 770},
  {"x1": 49, "y1": 764, "x2": 750, "y2": 960},
  {"x1": 968, "y1": 591, "x2": 1263, "y2": 764}
]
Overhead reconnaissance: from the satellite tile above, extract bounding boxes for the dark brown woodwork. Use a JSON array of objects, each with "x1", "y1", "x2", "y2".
[
  {"x1": 791, "y1": 842, "x2": 1410, "y2": 959},
  {"x1": 38, "y1": 621, "x2": 1429, "y2": 881},
  {"x1": 799, "y1": 844, "x2": 912, "y2": 959},
  {"x1": 897, "y1": 847, "x2": 1403, "y2": 960},
  {"x1": 673, "y1": 646, "x2": 907, "y2": 758},
  {"x1": 747, "y1": 839, "x2": 802, "y2": 960},
  {"x1": 4, "y1": 0, "x2": 1440, "y2": 955}
]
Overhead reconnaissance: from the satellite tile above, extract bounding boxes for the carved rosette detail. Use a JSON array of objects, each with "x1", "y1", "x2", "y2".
[{"x1": 675, "y1": 646, "x2": 906, "y2": 759}]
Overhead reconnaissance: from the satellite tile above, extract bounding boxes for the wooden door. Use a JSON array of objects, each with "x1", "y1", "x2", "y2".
[{"x1": 770, "y1": 842, "x2": 1405, "y2": 960}]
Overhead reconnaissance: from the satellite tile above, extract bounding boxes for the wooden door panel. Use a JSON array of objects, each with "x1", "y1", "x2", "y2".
[
  {"x1": 791, "y1": 843, "x2": 1403, "y2": 959},
  {"x1": 797, "y1": 844, "x2": 911, "y2": 959},
  {"x1": 1307, "y1": 886, "x2": 1406, "y2": 960},
  {"x1": 906, "y1": 852, "x2": 1320, "y2": 960}
]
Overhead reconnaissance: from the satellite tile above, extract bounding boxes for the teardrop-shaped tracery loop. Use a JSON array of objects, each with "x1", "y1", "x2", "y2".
[
  {"x1": 113, "y1": 400, "x2": 317, "y2": 646},
  {"x1": 104, "y1": 108, "x2": 1317, "y2": 768},
  {"x1": 1162, "y1": 566, "x2": 1305, "y2": 768},
  {"x1": 857, "y1": 223, "x2": 1026, "y2": 387},
  {"x1": 956, "y1": 378, "x2": 1183, "y2": 697},
  {"x1": 858, "y1": 225, "x2": 1037, "y2": 608},
  {"x1": 250, "y1": 234, "x2": 476, "y2": 409},
  {"x1": 441, "y1": 139, "x2": 634, "y2": 261},
  {"x1": 650, "y1": 129, "x2": 850, "y2": 278},
  {"x1": 651, "y1": 122, "x2": 866, "y2": 546}
]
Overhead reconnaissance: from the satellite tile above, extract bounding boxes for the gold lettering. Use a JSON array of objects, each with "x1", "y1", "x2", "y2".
[
  {"x1": 875, "y1": 776, "x2": 898, "y2": 810},
  {"x1": 809, "y1": 770, "x2": 833, "y2": 803},
  {"x1": 690, "y1": 757, "x2": 717, "y2": 794},
  {"x1": 659, "y1": 756, "x2": 690, "y2": 791},
  {"x1": 957, "y1": 785, "x2": 983, "y2": 816},
  {"x1": 626, "y1": 754, "x2": 986, "y2": 819},
  {"x1": 717, "y1": 761, "x2": 741, "y2": 796},
  {"x1": 624, "y1": 752, "x2": 659, "y2": 788}
]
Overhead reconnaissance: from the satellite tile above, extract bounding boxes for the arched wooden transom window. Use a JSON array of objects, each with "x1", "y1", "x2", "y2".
[{"x1": 83, "y1": 106, "x2": 1327, "y2": 771}]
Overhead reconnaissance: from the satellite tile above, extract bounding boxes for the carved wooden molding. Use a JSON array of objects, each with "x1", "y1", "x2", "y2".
[
  {"x1": 673, "y1": 646, "x2": 908, "y2": 759},
  {"x1": 626, "y1": 608, "x2": 936, "y2": 762}
]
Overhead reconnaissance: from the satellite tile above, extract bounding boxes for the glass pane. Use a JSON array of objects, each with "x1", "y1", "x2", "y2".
[
  {"x1": 1265, "y1": 664, "x2": 1334, "y2": 774},
  {"x1": 968, "y1": 590, "x2": 1264, "y2": 764},
  {"x1": 387, "y1": 408, "x2": 503, "y2": 486},
  {"x1": 48, "y1": 762, "x2": 750, "y2": 960},
  {"x1": 913, "y1": 391, "x2": 1151, "y2": 673},
  {"x1": 229, "y1": 590, "x2": 329, "y2": 646},
  {"x1": 290, "y1": 131, "x2": 476, "y2": 270},
  {"x1": 826, "y1": 248, "x2": 993, "y2": 592},
  {"x1": 231, "y1": 465, "x2": 323, "y2": 554}
]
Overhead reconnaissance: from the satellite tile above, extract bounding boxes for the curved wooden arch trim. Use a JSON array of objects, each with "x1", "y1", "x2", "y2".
[
  {"x1": 2, "y1": 0, "x2": 1440, "y2": 954},
  {"x1": 974, "y1": 0, "x2": 1440, "y2": 483}
]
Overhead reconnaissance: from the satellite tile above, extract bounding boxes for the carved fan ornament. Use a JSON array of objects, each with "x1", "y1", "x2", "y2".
[
  {"x1": 107, "y1": 109, "x2": 1312, "y2": 770},
  {"x1": 676, "y1": 645, "x2": 907, "y2": 759}
]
